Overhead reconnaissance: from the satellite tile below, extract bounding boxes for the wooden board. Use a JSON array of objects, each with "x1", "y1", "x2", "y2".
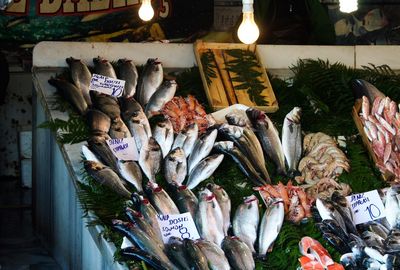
[
  {"x1": 352, "y1": 99, "x2": 396, "y2": 183},
  {"x1": 194, "y1": 40, "x2": 279, "y2": 112}
]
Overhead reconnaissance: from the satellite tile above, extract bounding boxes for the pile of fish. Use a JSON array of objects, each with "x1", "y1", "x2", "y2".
[{"x1": 315, "y1": 187, "x2": 400, "y2": 270}]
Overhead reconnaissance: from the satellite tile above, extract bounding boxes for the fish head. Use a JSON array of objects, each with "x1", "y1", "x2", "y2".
[
  {"x1": 289, "y1": 107, "x2": 302, "y2": 123},
  {"x1": 225, "y1": 111, "x2": 248, "y2": 127},
  {"x1": 246, "y1": 107, "x2": 265, "y2": 122},
  {"x1": 147, "y1": 137, "x2": 161, "y2": 151},
  {"x1": 244, "y1": 194, "x2": 258, "y2": 204},
  {"x1": 198, "y1": 187, "x2": 215, "y2": 202},
  {"x1": 84, "y1": 160, "x2": 104, "y2": 171},
  {"x1": 125, "y1": 207, "x2": 143, "y2": 219},
  {"x1": 219, "y1": 123, "x2": 243, "y2": 138},
  {"x1": 65, "y1": 57, "x2": 79, "y2": 65},
  {"x1": 213, "y1": 141, "x2": 234, "y2": 152},
  {"x1": 167, "y1": 147, "x2": 185, "y2": 161}
]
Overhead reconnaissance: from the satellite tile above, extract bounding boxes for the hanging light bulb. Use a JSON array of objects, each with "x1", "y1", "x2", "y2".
[
  {"x1": 237, "y1": 0, "x2": 259, "y2": 44},
  {"x1": 138, "y1": 0, "x2": 154, "y2": 21},
  {"x1": 339, "y1": 0, "x2": 358, "y2": 13}
]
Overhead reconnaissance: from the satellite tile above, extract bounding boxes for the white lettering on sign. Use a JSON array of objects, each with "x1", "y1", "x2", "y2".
[
  {"x1": 346, "y1": 190, "x2": 386, "y2": 225},
  {"x1": 89, "y1": 74, "x2": 125, "y2": 97},
  {"x1": 106, "y1": 137, "x2": 139, "y2": 161},
  {"x1": 156, "y1": 212, "x2": 200, "y2": 244}
]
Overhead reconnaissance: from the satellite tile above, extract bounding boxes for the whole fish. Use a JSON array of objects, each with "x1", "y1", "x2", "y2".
[
  {"x1": 208, "y1": 183, "x2": 231, "y2": 236},
  {"x1": 139, "y1": 137, "x2": 162, "y2": 182},
  {"x1": 195, "y1": 239, "x2": 230, "y2": 270},
  {"x1": 117, "y1": 58, "x2": 138, "y2": 98},
  {"x1": 166, "y1": 237, "x2": 191, "y2": 269},
  {"x1": 183, "y1": 238, "x2": 210, "y2": 270},
  {"x1": 187, "y1": 129, "x2": 218, "y2": 173},
  {"x1": 282, "y1": 107, "x2": 302, "y2": 174},
  {"x1": 221, "y1": 236, "x2": 255, "y2": 270},
  {"x1": 87, "y1": 134, "x2": 118, "y2": 172},
  {"x1": 316, "y1": 198, "x2": 347, "y2": 233},
  {"x1": 164, "y1": 147, "x2": 187, "y2": 185},
  {"x1": 48, "y1": 77, "x2": 88, "y2": 115},
  {"x1": 121, "y1": 246, "x2": 169, "y2": 270},
  {"x1": 109, "y1": 117, "x2": 132, "y2": 139},
  {"x1": 145, "y1": 182, "x2": 180, "y2": 215},
  {"x1": 84, "y1": 160, "x2": 131, "y2": 198},
  {"x1": 246, "y1": 108, "x2": 286, "y2": 175},
  {"x1": 81, "y1": 144, "x2": 102, "y2": 163},
  {"x1": 86, "y1": 109, "x2": 111, "y2": 135},
  {"x1": 152, "y1": 118, "x2": 174, "y2": 158},
  {"x1": 66, "y1": 57, "x2": 92, "y2": 106},
  {"x1": 90, "y1": 93, "x2": 120, "y2": 122},
  {"x1": 117, "y1": 160, "x2": 143, "y2": 192},
  {"x1": 213, "y1": 141, "x2": 267, "y2": 186},
  {"x1": 331, "y1": 191, "x2": 358, "y2": 236},
  {"x1": 351, "y1": 79, "x2": 386, "y2": 103},
  {"x1": 186, "y1": 154, "x2": 224, "y2": 190},
  {"x1": 195, "y1": 188, "x2": 225, "y2": 246},
  {"x1": 258, "y1": 198, "x2": 285, "y2": 256},
  {"x1": 172, "y1": 123, "x2": 198, "y2": 158},
  {"x1": 137, "y1": 58, "x2": 163, "y2": 106},
  {"x1": 145, "y1": 80, "x2": 177, "y2": 118},
  {"x1": 93, "y1": 56, "x2": 117, "y2": 78},
  {"x1": 233, "y1": 195, "x2": 259, "y2": 253},
  {"x1": 385, "y1": 186, "x2": 400, "y2": 230},
  {"x1": 168, "y1": 182, "x2": 198, "y2": 218}
]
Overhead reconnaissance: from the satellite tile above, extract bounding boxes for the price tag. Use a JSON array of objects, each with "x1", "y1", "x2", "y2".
[
  {"x1": 89, "y1": 74, "x2": 125, "y2": 97},
  {"x1": 156, "y1": 212, "x2": 200, "y2": 244},
  {"x1": 106, "y1": 137, "x2": 139, "y2": 161},
  {"x1": 346, "y1": 190, "x2": 386, "y2": 225}
]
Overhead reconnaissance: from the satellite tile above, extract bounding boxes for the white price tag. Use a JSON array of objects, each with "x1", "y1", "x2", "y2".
[
  {"x1": 89, "y1": 74, "x2": 125, "y2": 97},
  {"x1": 106, "y1": 137, "x2": 139, "y2": 161},
  {"x1": 156, "y1": 212, "x2": 200, "y2": 244},
  {"x1": 346, "y1": 190, "x2": 386, "y2": 225}
]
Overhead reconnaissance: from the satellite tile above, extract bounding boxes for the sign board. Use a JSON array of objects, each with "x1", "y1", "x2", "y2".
[
  {"x1": 89, "y1": 74, "x2": 125, "y2": 97},
  {"x1": 106, "y1": 137, "x2": 139, "y2": 161},
  {"x1": 156, "y1": 212, "x2": 200, "y2": 244},
  {"x1": 346, "y1": 190, "x2": 386, "y2": 225}
]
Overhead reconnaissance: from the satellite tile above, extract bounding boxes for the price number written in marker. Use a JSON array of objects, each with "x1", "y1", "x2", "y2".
[
  {"x1": 156, "y1": 212, "x2": 200, "y2": 243},
  {"x1": 346, "y1": 190, "x2": 386, "y2": 225}
]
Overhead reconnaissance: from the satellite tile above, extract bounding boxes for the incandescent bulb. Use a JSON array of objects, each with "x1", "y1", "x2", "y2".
[
  {"x1": 237, "y1": 0, "x2": 259, "y2": 44},
  {"x1": 138, "y1": 0, "x2": 154, "y2": 21},
  {"x1": 339, "y1": 0, "x2": 358, "y2": 13}
]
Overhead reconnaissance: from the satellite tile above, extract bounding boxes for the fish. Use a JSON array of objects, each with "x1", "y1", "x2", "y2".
[
  {"x1": 232, "y1": 195, "x2": 259, "y2": 253},
  {"x1": 225, "y1": 111, "x2": 250, "y2": 127},
  {"x1": 86, "y1": 109, "x2": 111, "y2": 135},
  {"x1": 187, "y1": 129, "x2": 218, "y2": 173},
  {"x1": 87, "y1": 134, "x2": 119, "y2": 172},
  {"x1": 207, "y1": 183, "x2": 231, "y2": 236},
  {"x1": 221, "y1": 236, "x2": 255, "y2": 270},
  {"x1": 195, "y1": 239, "x2": 230, "y2": 270},
  {"x1": 152, "y1": 118, "x2": 174, "y2": 158},
  {"x1": 195, "y1": 187, "x2": 225, "y2": 246},
  {"x1": 316, "y1": 198, "x2": 347, "y2": 234},
  {"x1": 331, "y1": 191, "x2": 358, "y2": 236},
  {"x1": 166, "y1": 237, "x2": 191, "y2": 269},
  {"x1": 168, "y1": 182, "x2": 198, "y2": 218},
  {"x1": 90, "y1": 92, "x2": 121, "y2": 120},
  {"x1": 145, "y1": 80, "x2": 177, "y2": 118},
  {"x1": 117, "y1": 58, "x2": 138, "y2": 98},
  {"x1": 258, "y1": 198, "x2": 285, "y2": 255},
  {"x1": 246, "y1": 108, "x2": 286, "y2": 175},
  {"x1": 351, "y1": 79, "x2": 386, "y2": 104},
  {"x1": 81, "y1": 144, "x2": 102, "y2": 163},
  {"x1": 213, "y1": 141, "x2": 267, "y2": 186},
  {"x1": 136, "y1": 58, "x2": 163, "y2": 106},
  {"x1": 186, "y1": 154, "x2": 224, "y2": 190},
  {"x1": 139, "y1": 137, "x2": 162, "y2": 182},
  {"x1": 183, "y1": 238, "x2": 210, "y2": 270},
  {"x1": 282, "y1": 107, "x2": 302, "y2": 175},
  {"x1": 385, "y1": 186, "x2": 400, "y2": 230},
  {"x1": 48, "y1": 77, "x2": 88, "y2": 115},
  {"x1": 109, "y1": 117, "x2": 132, "y2": 139},
  {"x1": 172, "y1": 123, "x2": 198, "y2": 158},
  {"x1": 66, "y1": 57, "x2": 92, "y2": 106},
  {"x1": 93, "y1": 56, "x2": 117, "y2": 78},
  {"x1": 117, "y1": 160, "x2": 143, "y2": 192},
  {"x1": 121, "y1": 246, "x2": 169, "y2": 270},
  {"x1": 145, "y1": 181, "x2": 180, "y2": 215},
  {"x1": 164, "y1": 147, "x2": 187, "y2": 185},
  {"x1": 84, "y1": 160, "x2": 131, "y2": 198}
]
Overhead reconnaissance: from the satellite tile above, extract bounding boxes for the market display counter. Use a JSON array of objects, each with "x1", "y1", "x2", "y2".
[{"x1": 32, "y1": 42, "x2": 400, "y2": 270}]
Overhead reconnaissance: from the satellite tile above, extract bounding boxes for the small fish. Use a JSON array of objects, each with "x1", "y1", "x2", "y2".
[
  {"x1": 139, "y1": 137, "x2": 162, "y2": 182},
  {"x1": 172, "y1": 123, "x2": 199, "y2": 158},
  {"x1": 282, "y1": 107, "x2": 302, "y2": 175},
  {"x1": 166, "y1": 237, "x2": 191, "y2": 269},
  {"x1": 117, "y1": 59, "x2": 138, "y2": 98},
  {"x1": 87, "y1": 134, "x2": 118, "y2": 172},
  {"x1": 208, "y1": 183, "x2": 231, "y2": 236},
  {"x1": 86, "y1": 109, "x2": 111, "y2": 135},
  {"x1": 66, "y1": 57, "x2": 92, "y2": 106},
  {"x1": 187, "y1": 129, "x2": 218, "y2": 173},
  {"x1": 93, "y1": 56, "x2": 117, "y2": 78},
  {"x1": 195, "y1": 239, "x2": 230, "y2": 270},
  {"x1": 221, "y1": 236, "x2": 255, "y2": 270},
  {"x1": 109, "y1": 117, "x2": 132, "y2": 139},
  {"x1": 186, "y1": 154, "x2": 224, "y2": 190},
  {"x1": 121, "y1": 246, "x2": 169, "y2": 270},
  {"x1": 152, "y1": 118, "x2": 174, "y2": 158},
  {"x1": 117, "y1": 160, "x2": 143, "y2": 192},
  {"x1": 136, "y1": 58, "x2": 163, "y2": 106},
  {"x1": 164, "y1": 147, "x2": 187, "y2": 185},
  {"x1": 183, "y1": 238, "x2": 210, "y2": 270},
  {"x1": 84, "y1": 160, "x2": 131, "y2": 198},
  {"x1": 145, "y1": 80, "x2": 177, "y2": 118},
  {"x1": 168, "y1": 182, "x2": 198, "y2": 218},
  {"x1": 145, "y1": 181, "x2": 180, "y2": 215}
]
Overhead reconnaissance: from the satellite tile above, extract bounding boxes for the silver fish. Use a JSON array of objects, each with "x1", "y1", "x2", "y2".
[
  {"x1": 145, "y1": 80, "x2": 177, "y2": 118},
  {"x1": 195, "y1": 188, "x2": 225, "y2": 246},
  {"x1": 168, "y1": 182, "x2": 198, "y2": 218},
  {"x1": 246, "y1": 108, "x2": 286, "y2": 175},
  {"x1": 87, "y1": 134, "x2": 118, "y2": 172},
  {"x1": 282, "y1": 107, "x2": 302, "y2": 174},
  {"x1": 81, "y1": 144, "x2": 102, "y2": 163},
  {"x1": 166, "y1": 237, "x2": 191, "y2": 269},
  {"x1": 66, "y1": 57, "x2": 92, "y2": 106},
  {"x1": 90, "y1": 92, "x2": 120, "y2": 120},
  {"x1": 137, "y1": 58, "x2": 163, "y2": 106},
  {"x1": 233, "y1": 195, "x2": 259, "y2": 253},
  {"x1": 187, "y1": 129, "x2": 218, "y2": 173},
  {"x1": 84, "y1": 160, "x2": 131, "y2": 198},
  {"x1": 139, "y1": 137, "x2": 162, "y2": 182},
  {"x1": 109, "y1": 117, "x2": 132, "y2": 139},
  {"x1": 225, "y1": 111, "x2": 250, "y2": 127},
  {"x1": 316, "y1": 198, "x2": 347, "y2": 233},
  {"x1": 186, "y1": 154, "x2": 224, "y2": 190},
  {"x1": 195, "y1": 240, "x2": 230, "y2": 270},
  {"x1": 208, "y1": 183, "x2": 231, "y2": 236},
  {"x1": 86, "y1": 109, "x2": 111, "y2": 135},
  {"x1": 164, "y1": 147, "x2": 187, "y2": 185},
  {"x1": 152, "y1": 118, "x2": 174, "y2": 158},
  {"x1": 183, "y1": 238, "x2": 210, "y2": 270},
  {"x1": 385, "y1": 186, "x2": 400, "y2": 230},
  {"x1": 145, "y1": 181, "x2": 180, "y2": 215},
  {"x1": 221, "y1": 236, "x2": 255, "y2": 270},
  {"x1": 93, "y1": 56, "x2": 117, "y2": 78},
  {"x1": 258, "y1": 198, "x2": 285, "y2": 255},
  {"x1": 172, "y1": 123, "x2": 199, "y2": 158},
  {"x1": 118, "y1": 58, "x2": 138, "y2": 98},
  {"x1": 117, "y1": 160, "x2": 143, "y2": 192}
]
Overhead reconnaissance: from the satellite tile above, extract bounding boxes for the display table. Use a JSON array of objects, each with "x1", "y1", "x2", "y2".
[{"x1": 32, "y1": 42, "x2": 400, "y2": 270}]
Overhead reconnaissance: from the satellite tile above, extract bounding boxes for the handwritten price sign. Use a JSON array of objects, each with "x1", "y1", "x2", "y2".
[
  {"x1": 157, "y1": 212, "x2": 200, "y2": 244},
  {"x1": 106, "y1": 137, "x2": 139, "y2": 161},
  {"x1": 89, "y1": 74, "x2": 125, "y2": 97},
  {"x1": 346, "y1": 190, "x2": 386, "y2": 225}
]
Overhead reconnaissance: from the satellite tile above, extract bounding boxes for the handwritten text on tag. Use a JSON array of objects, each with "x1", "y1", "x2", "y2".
[
  {"x1": 106, "y1": 137, "x2": 139, "y2": 161},
  {"x1": 346, "y1": 190, "x2": 386, "y2": 225},
  {"x1": 89, "y1": 74, "x2": 125, "y2": 97},
  {"x1": 157, "y1": 212, "x2": 200, "y2": 244}
]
